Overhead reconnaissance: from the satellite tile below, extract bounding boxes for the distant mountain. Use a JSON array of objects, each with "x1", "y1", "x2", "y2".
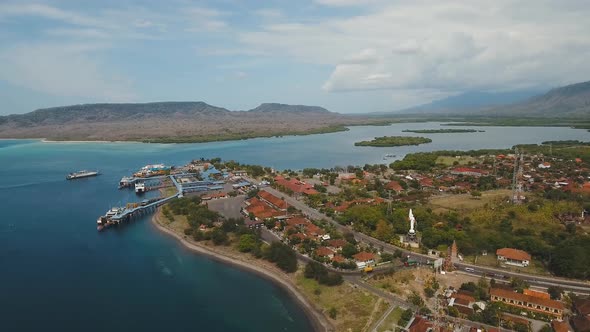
[
  {"x1": 394, "y1": 89, "x2": 542, "y2": 115},
  {"x1": 247, "y1": 103, "x2": 333, "y2": 114},
  {"x1": 0, "y1": 101, "x2": 362, "y2": 142},
  {"x1": 482, "y1": 81, "x2": 590, "y2": 118}
]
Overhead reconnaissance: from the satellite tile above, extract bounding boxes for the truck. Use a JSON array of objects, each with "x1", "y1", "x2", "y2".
[
  {"x1": 363, "y1": 266, "x2": 374, "y2": 273},
  {"x1": 404, "y1": 259, "x2": 418, "y2": 267}
]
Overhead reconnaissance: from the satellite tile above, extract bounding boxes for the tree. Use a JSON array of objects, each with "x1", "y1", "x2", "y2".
[
  {"x1": 448, "y1": 306, "x2": 459, "y2": 317},
  {"x1": 399, "y1": 308, "x2": 414, "y2": 325},
  {"x1": 341, "y1": 243, "x2": 358, "y2": 258},
  {"x1": 547, "y1": 286, "x2": 564, "y2": 300},
  {"x1": 374, "y1": 219, "x2": 393, "y2": 242},
  {"x1": 510, "y1": 277, "x2": 529, "y2": 293},
  {"x1": 408, "y1": 291, "x2": 424, "y2": 307},
  {"x1": 265, "y1": 242, "x2": 298, "y2": 273},
  {"x1": 211, "y1": 228, "x2": 228, "y2": 245},
  {"x1": 238, "y1": 234, "x2": 258, "y2": 252},
  {"x1": 424, "y1": 287, "x2": 435, "y2": 298}
]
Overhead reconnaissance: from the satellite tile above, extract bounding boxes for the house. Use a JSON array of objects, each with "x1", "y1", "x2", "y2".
[
  {"x1": 386, "y1": 181, "x2": 403, "y2": 192},
  {"x1": 490, "y1": 288, "x2": 564, "y2": 319},
  {"x1": 274, "y1": 175, "x2": 319, "y2": 195},
  {"x1": 315, "y1": 247, "x2": 335, "y2": 259},
  {"x1": 523, "y1": 289, "x2": 550, "y2": 300},
  {"x1": 408, "y1": 315, "x2": 432, "y2": 332},
  {"x1": 258, "y1": 190, "x2": 288, "y2": 210},
  {"x1": 551, "y1": 320, "x2": 573, "y2": 332},
  {"x1": 353, "y1": 251, "x2": 375, "y2": 269},
  {"x1": 232, "y1": 170, "x2": 248, "y2": 177},
  {"x1": 496, "y1": 248, "x2": 531, "y2": 267},
  {"x1": 574, "y1": 297, "x2": 590, "y2": 316},
  {"x1": 538, "y1": 162, "x2": 552, "y2": 169},
  {"x1": 451, "y1": 167, "x2": 488, "y2": 177},
  {"x1": 327, "y1": 239, "x2": 347, "y2": 251}
]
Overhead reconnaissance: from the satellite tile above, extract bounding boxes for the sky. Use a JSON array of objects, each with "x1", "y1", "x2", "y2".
[{"x1": 0, "y1": 0, "x2": 589, "y2": 115}]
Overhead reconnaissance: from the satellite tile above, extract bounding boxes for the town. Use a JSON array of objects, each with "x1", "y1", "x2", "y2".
[{"x1": 108, "y1": 142, "x2": 590, "y2": 332}]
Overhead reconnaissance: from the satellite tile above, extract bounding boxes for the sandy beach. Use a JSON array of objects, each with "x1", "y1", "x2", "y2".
[{"x1": 151, "y1": 211, "x2": 333, "y2": 332}]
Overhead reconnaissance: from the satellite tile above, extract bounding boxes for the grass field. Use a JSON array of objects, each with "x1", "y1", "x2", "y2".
[
  {"x1": 435, "y1": 155, "x2": 479, "y2": 166},
  {"x1": 428, "y1": 189, "x2": 512, "y2": 213},
  {"x1": 295, "y1": 273, "x2": 385, "y2": 332},
  {"x1": 377, "y1": 307, "x2": 404, "y2": 332}
]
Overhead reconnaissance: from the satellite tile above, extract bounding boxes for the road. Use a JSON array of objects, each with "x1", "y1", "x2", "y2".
[{"x1": 253, "y1": 183, "x2": 590, "y2": 293}]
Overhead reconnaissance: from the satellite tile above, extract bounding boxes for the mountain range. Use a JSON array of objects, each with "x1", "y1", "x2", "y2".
[
  {"x1": 395, "y1": 80, "x2": 590, "y2": 118},
  {"x1": 1, "y1": 80, "x2": 589, "y2": 142},
  {"x1": 0, "y1": 102, "x2": 365, "y2": 142}
]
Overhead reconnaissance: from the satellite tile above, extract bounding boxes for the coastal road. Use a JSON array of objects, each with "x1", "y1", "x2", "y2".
[{"x1": 253, "y1": 184, "x2": 590, "y2": 293}]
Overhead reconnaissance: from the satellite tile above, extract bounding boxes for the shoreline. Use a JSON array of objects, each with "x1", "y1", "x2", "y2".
[{"x1": 151, "y1": 211, "x2": 333, "y2": 332}]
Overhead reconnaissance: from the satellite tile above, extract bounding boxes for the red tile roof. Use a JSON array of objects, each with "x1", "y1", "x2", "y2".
[
  {"x1": 409, "y1": 316, "x2": 432, "y2": 332},
  {"x1": 315, "y1": 247, "x2": 334, "y2": 257},
  {"x1": 496, "y1": 248, "x2": 531, "y2": 262},
  {"x1": 386, "y1": 181, "x2": 403, "y2": 191},
  {"x1": 259, "y1": 190, "x2": 287, "y2": 209},
  {"x1": 353, "y1": 251, "x2": 375, "y2": 262},
  {"x1": 327, "y1": 239, "x2": 347, "y2": 249},
  {"x1": 551, "y1": 320, "x2": 571, "y2": 332},
  {"x1": 490, "y1": 288, "x2": 564, "y2": 310}
]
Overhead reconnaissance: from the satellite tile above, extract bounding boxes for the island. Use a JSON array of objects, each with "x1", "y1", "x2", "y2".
[
  {"x1": 354, "y1": 136, "x2": 432, "y2": 147},
  {"x1": 402, "y1": 129, "x2": 483, "y2": 134}
]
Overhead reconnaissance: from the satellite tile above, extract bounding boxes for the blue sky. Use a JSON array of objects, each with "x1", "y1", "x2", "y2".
[{"x1": 1, "y1": 0, "x2": 589, "y2": 115}]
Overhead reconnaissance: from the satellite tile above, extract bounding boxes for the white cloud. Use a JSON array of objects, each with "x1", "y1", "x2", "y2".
[
  {"x1": 238, "y1": 0, "x2": 590, "y2": 107},
  {"x1": 0, "y1": 42, "x2": 136, "y2": 101}
]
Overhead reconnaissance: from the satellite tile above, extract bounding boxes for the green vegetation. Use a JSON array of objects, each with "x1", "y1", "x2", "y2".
[
  {"x1": 355, "y1": 136, "x2": 432, "y2": 147},
  {"x1": 402, "y1": 129, "x2": 481, "y2": 133},
  {"x1": 142, "y1": 125, "x2": 350, "y2": 143},
  {"x1": 303, "y1": 261, "x2": 344, "y2": 286}
]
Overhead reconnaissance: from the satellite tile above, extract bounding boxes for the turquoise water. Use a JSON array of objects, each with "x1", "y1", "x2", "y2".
[{"x1": 1, "y1": 123, "x2": 589, "y2": 331}]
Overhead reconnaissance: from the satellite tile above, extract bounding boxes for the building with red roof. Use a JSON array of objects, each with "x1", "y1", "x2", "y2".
[
  {"x1": 490, "y1": 288, "x2": 564, "y2": 319},
  {"x1": 451, "y1": 167, "x2": 488, "y2": 177},
  {"x1": 496, "y1": 248, "x2": 531, "y2": 267},
  {"x1": 274, "y1": 176, "x2": 319, "y2": 195},
  {"x1": 408, "y1": 316, "x2": 432, "y2": 332},
  {"x1": 386, "y1": 181, "x2": 403, "y2": 191},
  {"x1": 315, "y1": 247, "x2": 335, "y2": 259},
  {"x1": 258, "y1": 190, "x2": 287, "y2": 210}
]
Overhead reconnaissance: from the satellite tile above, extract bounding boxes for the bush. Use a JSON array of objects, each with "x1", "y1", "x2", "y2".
[
  {"x1": 183, "y1": 228, "x2": 193, "y2": 236},
  {"x1": 328, "y1": 307, "x2": 337, "y2": 319},
  {"x1": 211, "y1": 228, "x2": 228, "y2": 245}
]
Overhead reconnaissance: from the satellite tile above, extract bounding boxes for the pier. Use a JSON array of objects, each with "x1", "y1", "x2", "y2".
[{"x1": 99, "y1": 175, "x2": 181, "y2": 230}]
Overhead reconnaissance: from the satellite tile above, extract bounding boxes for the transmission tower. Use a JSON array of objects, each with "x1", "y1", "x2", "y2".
[{"x1": 511, "y1": 148, "x2": 524, "y2": 204}]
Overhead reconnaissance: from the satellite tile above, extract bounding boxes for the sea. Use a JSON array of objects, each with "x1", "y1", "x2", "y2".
[{"x1": 1, "y1": 122, "x2": 589, "y2": 331}]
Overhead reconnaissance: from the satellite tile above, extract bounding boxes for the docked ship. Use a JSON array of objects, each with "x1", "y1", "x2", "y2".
[
  {"x1": 66, "y1": 170, "x2": 99, "y2": 180},
  {"x1": 96, "y1": 207, "x2": 124, "y2": 231},
  {"x1": 135, "y1": 182, "x2": 146, "y2": 194}
]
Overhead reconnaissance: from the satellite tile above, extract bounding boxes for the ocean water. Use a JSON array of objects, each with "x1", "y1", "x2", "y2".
[{"x1": 1, "y1": 123, "x2": 589, "y2": 331}]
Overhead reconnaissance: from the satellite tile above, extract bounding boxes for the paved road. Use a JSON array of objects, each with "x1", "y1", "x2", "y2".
[{"x1": 252, "y1": 183, "x2": 590, "y2": 293}]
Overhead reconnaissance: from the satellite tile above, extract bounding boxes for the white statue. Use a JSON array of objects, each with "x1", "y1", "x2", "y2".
[{"x1": 408, "y1": 209, "x2": 416, "y2": 235}]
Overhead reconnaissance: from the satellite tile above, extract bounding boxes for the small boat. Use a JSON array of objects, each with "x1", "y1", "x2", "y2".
[{"x1": 67, "y1": 170, "x2": 99, "y2": 180}]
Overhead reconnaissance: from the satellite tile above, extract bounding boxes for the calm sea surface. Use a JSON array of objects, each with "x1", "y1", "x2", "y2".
[{"x1": 1, "y1": 123, "x2": 589, "y2": 331}]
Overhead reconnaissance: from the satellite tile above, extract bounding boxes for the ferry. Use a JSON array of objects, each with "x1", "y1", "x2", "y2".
[
  {"x1": 67, "y1": 170, "x2": 99, "y2": 180},
  {"x1": 135, "y1": 182, "x2": 146, "y2": 194},
  {"x1": 119, "y1": 176, "x2": 134, "y2": 188},
  {"x1": 96, "y1": 207, "x2": 124, "y2": 231}
]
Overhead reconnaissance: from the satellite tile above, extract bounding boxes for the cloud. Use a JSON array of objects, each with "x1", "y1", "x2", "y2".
[
  {"x1": 0, "y1": 3, "x2": 102, "y2": 27},
  {"x1": 238, "y1": 0, "x2": 590, "y2": 103},
  {"x1": 0, "y1": 42, "x2": 136, "y2": 101},
  {"x1": 184, "y1": 6, "x2": 229, "y2": 32}
]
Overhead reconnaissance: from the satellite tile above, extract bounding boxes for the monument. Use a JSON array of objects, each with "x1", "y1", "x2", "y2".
[
  {"x1": 408, "y1": 209, "x2": 417, "y2": 239},
  {"x1": 399, "y1": 209, "x2": 420, "y2": 248}
]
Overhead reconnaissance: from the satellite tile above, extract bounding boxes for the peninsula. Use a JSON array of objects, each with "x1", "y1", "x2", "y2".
[
  {"x1": 402, "y1": 129, "x2": 482, "y2": 134},
  {"x1": 354, "y1": 136, "x2": 432, "y2": 147}
]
